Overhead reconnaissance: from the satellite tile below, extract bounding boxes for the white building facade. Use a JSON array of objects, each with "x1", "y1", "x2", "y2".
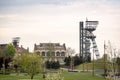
[{"x1": 34, "y1": 43, "x2": 66, "y2": 64}]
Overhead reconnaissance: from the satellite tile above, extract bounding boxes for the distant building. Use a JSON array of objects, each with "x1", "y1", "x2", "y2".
[
  {"x1": 34, "y1": 43, "x2": 66, "y2": 63},
  {"x1": 15, "y1": 45, "x2": 29, "y2": 56},
  {"x1": 12, "y1": 37, "x2": 29, "y2": 56},
  {"x1": 0, "y1": 37, "x2": 29, "y2": 56},
  {"x1": 0, "y1": 44, "x2": 29, "y2": 56},
  {"x1": 0, "y1": 44, "x2": 7, "y2": 54}
]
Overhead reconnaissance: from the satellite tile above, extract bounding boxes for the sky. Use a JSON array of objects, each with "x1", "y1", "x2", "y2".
[{"x1": 0, "y1": 0, "x2": 120, "y2": 58}]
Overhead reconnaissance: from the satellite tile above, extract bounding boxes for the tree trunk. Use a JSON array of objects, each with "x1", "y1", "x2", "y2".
[
  {"x1": 31, "y1": 74, "x2": 34, "y2": 79},
  {"x1": 3, "y1": 57, "x2": 6, "y2": 74}
]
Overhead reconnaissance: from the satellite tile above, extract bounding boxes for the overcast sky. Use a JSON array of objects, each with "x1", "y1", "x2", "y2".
[{"x1": 0, "y1": 0, "x2": 120, "y2": 58}]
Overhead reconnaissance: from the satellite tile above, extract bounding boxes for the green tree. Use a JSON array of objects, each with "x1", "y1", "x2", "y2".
[
  {"x1": 0, "y1": 48, "x2": 2, "y2": 57},
  {"x1": 6, "y1": 44, "x2": 16, "y2": 58},
  {"x1": 13, "y1": 54, "x2": 20, "y2": 73},
  {"x1": 45, "y1": 43, "x2": 55, "y2": 70},
  {"x1": 2, "y1": 44, "x2": 16, "y2": 74},
  {"x1": 87, "y1": 55, "x2": 91, "y2": 62},
  {"x1": 79, "y1": 56, "x2": 83, "y2": 64},
  {"x1": 64, "y1": 56, "x2": 71, "y2": 66},
  {"x1": 45, "y1": 61, "x2": 60, "y2": 69},
  {"x1": 45, "y1": 60, "x2": 51, "y2": 69},
  {"x1": 0, "y1": 45, "x2": 6, "y2": 70},
  {"x1": 55, "y1": 61, "x2": 60, "y2": 69},
  {"x1": 46, "y1": 43, "x2": 55, "y2": 61},
  {"x1": 18, "y1": 53, "x2": 42, "y2": 79},
  {"x1": 74, "y1": 56, "x2": 81, "y2": 66}
]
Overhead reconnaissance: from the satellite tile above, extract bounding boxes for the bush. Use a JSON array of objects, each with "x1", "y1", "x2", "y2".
[
  {"x1": 64, "y1": 56, "x2": 71, "y2": 66},
  {"x1": 64, "y1": 56, "x2": 84, "y2": 67},
  {"x1": 45, "y1": 61, "x2": 60, "y2": 69}
]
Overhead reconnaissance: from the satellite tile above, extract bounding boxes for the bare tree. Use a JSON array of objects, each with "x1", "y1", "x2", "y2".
[
  {"x1": 46, "y1": 43, "x2": 55, "y2": 61},
  {"x1": 66, "y1": 47, "x2": 75, "y2": 70}
]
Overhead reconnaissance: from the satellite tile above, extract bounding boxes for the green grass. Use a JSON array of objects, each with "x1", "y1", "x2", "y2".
[
  {"x1": 77, "y1": 61, "x2": 104, "y2": 70},
  {"x1": 62, "y1": 71, "x2": 106, "y2": 80},
  {"x1": 0, "y1": 71, "x2": 106, "y2": 80},
  {"x1": 77, "y1": 61, "x2": 119, "y2": 71},
  {"x1": 0, "y1": 74, "x2": 43, "y2": 80}
]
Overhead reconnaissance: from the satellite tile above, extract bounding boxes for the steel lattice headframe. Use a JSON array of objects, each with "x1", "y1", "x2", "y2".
[{"x1": 79, "y1": 19, "x2": 100, "y2": 61}]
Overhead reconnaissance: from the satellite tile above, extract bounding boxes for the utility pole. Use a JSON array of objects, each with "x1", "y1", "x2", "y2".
[
  {"x1": 104, "y1": 41, "x2": 106, "y2": 78},
  {"x1": 93, "y1": 48, "x2": 94, "y2": 76},
  {"x1": 113, "y1": 49, "x2": 116, "y2": 80}
]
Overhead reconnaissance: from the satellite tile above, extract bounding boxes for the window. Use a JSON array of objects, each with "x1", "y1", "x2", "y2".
[
  {"x1": 42, "y1": 51, "x2": 45, "y2": 56},
  {"x1": 61, "y1": 52, "x2": 65, "y2": 56},
  {"x1": 56, "y1": 52, "x2": 60, "y2": 56}
]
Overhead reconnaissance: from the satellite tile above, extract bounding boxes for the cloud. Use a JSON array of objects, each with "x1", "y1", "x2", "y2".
[
  {"x1": 0, "y1": 0, "x2": 79, "y2": 7},
  {"x1": 0, "y1": 0, "x2": 120, "y2": 56},
  {"x1": 0, "y1": 0, "x2": 119, "y2": 6}
]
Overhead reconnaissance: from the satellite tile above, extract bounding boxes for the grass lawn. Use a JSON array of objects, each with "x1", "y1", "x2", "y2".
[
  {"x1": 62, "y1": 71, "x2": 106, "y2": 80},
  {"x1": 0, "y1": 71, "x2": 106, "y2": 80},
  {"x1": 76, "y1": 61, "x2": 104, "y2": 70}
]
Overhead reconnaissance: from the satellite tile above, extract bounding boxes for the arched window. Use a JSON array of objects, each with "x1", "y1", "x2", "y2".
[
  {"x1": 56, "y1": 51, "x2": 60, "y2": 56},
  {"x1": 61, "y1": 52, "x2": 65, "y2": 56},
  {"x1": 42, "y1": 51, "x2": 45, "y2": 56}
]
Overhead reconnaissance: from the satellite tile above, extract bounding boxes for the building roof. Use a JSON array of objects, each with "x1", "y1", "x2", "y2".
[
  {"x1": 0, "y1": 43, "x2": 29, "y2": 55},
  {"x1": 0, "y1": 44, "x2": 7, "y2": 49},
  {"x1": 34, "y1": 43, "x2": 66, "y2": 51},
  {"x1": 16, "y1": 45, "x2": 29, "y2": 55}
]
